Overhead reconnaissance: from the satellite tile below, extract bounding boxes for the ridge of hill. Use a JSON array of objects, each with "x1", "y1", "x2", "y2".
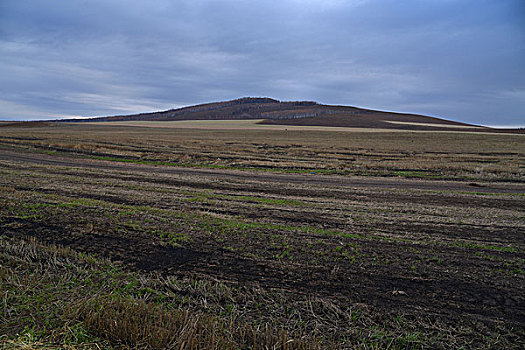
[
  {"x1": 59, "y1": 97, "x2": 518, "y2": 132},
  {"x1": 77, "y1": 97, "x2": 319, "y2": 122}
]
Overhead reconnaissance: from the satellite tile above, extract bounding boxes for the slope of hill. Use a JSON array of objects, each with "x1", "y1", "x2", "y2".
[{"x1": 67, "y1": 97, "x2": 499, "y2": 132}]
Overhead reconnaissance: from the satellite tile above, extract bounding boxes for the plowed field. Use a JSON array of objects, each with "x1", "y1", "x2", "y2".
[{"x1": 1, "y1": 123, "x2": 524, "y2": 349}]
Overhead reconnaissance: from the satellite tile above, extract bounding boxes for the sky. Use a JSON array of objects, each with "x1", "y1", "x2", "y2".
[{"x1": 1, "y1": 0, "x2": 524, "y2": 127}]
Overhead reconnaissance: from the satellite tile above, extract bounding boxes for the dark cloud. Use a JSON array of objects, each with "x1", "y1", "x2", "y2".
[{"x1": 0, "y1": 0, "x2": 524, "y2": 126}]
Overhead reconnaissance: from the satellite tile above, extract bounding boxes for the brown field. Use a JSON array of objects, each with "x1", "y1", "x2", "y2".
[
  {"x1": 84, "y1": 119, "x2": 407, "y2": 132},
  {"x1": 382, "y1": 121, "x2": 485, "y2": 129},
  {"x1": 82, "y1": 119, "x2": 514, "y2": 134},
  {"x1": 1, "y1": 122, "x2": 524, "y2": 349}
]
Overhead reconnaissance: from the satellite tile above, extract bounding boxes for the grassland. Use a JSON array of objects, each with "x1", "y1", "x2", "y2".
[
  {"x1": 0, "y1": 123, "x2": 524, "y2": 349},
  {"x1": 1, "y1": 122, "x2": 524, "y2": 180}
]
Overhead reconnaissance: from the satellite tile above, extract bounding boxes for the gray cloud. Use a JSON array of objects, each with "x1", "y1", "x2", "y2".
[{"x1": 1, "y1": 0, "x2": 524, "y2": 126}]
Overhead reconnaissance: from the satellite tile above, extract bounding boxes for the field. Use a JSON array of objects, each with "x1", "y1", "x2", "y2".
[
  {"x1": 83, "y1": 119, "x2": 407, "y2": 132},
  {"x1": 1, "y1": 122, "x2": 524, "y2": 349}
]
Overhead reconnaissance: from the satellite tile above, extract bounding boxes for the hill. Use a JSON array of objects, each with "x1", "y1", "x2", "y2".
[{"x1": 63, "y1": 97, "x2": 513, "y2": 132}]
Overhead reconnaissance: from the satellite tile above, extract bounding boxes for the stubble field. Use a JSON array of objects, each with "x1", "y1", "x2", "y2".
[{"x1": 0, "y1": 122, "x2": 524, "y2": 349}]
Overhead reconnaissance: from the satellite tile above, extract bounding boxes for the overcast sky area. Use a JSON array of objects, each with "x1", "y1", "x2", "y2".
[{"x1": 1, "y1": 0, "x2": 524, "y2": 126}]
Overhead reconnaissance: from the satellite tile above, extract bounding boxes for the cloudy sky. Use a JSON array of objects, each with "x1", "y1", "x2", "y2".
[{"x1": 1, "y1": 0, "x2": 524, "y2": 126}]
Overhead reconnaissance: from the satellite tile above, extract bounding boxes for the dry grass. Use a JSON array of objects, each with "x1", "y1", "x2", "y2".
[
  {"x1": 0, "y1": 236, "x2": 326, "y2": 349},
  {"x1": 0, "y1": 123, "x2": 523, "y2": 180},
  {"x1": 0, "y1": 123, "x2": 524, "y2": 349},
  {"x1": 383, "y1": 120, "x2": 484, "y2": 129},
  {"x1": 83, "y1": 120, "x2": 403, "y2": 132},
  {"x1": 70, "y1": 297, "x2": 320, "y2": 350}
]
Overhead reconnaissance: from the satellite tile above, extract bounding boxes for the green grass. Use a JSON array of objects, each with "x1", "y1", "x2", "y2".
[
  {"x1": 391, "y1": 170, "x2": 444, "y2": 179},
  {"x1": 0, "y1": 236, "x2": 327, "y2": 349},
  {"x1": 184, "y1": 190, "x2": 307, "y2": 207},
  {"x1": 452, "y1": 240, "x2": 519, "y2": 253},
  {"x1": 90, "y1": 155, "x2": 338, "y2": 175}
]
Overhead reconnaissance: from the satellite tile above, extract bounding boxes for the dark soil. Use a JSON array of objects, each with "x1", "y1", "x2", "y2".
[{"x1": 2, "y1": 148, "x2": 524, "y2": 341}]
